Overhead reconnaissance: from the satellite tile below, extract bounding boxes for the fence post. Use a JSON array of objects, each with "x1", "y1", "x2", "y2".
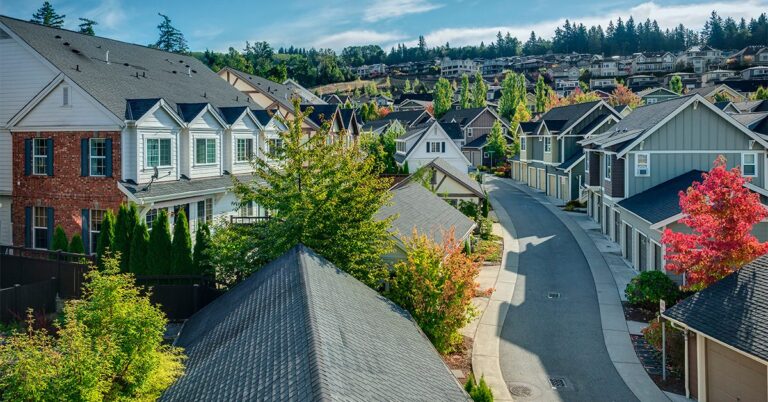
[
  {"x1": 13, "y1": 284, "x2": 20, "y2": 318},
  {"x1": 193, "y1": 284, "x2": 200, "y2": 314},
  {"x1": 57, "y1": 251, "x2": 62, "y2": 299}
]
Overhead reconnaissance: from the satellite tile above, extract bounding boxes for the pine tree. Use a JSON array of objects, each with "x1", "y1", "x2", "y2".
[
  {"x1": 669, "y1": 75, "x2": 683, "y2": 94},
  {"x1": 69, "y1": 234, "x2": 85, "y2": 255},
  {"x1": 30, "y1": 2, "x2": 65, "y2": 28},
  {"x1": 460, "y1": 74, "x2": 471, "y2": 109},
  {"x1": 192, "y1": 223, "x2": 213, "y2": 276},
  {"x1": 147, "y1": 210, "x2": 172, "y2": 275},
  {"x1": 77, "y1": 18, "x2": 97, "y2": 36},
  {"x1": 129, "y1": 222, "x2": 150, "y2": 275},
  {"x1": 52, "y1": 225, "x2": 69, "y2": 252},
  {"x1": 433, "y1": 78, "x2": 453, "y2": 118},
  {"x1": 95, "y1": 211, "x2": 115, "y2": 269},
  {"x1": 472, "y1": 72, "x2": 487, "y2": 108},
  {"x1": 171, "y1": 209, "x2": 193, "y2": 274},
  {"x1": 153, "y1": 13, "x2": 188, "y2": 53}
]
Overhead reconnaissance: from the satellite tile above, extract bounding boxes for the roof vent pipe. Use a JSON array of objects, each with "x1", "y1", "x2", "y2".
[
  {"x1": 105, "y1": 50, "x2": 110, "y2": 64},
  {"x1": 187, "y1": 66, "x2": 191, "y2": 77}
]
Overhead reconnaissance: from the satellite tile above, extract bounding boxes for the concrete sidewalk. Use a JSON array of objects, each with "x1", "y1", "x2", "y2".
[
  {"x1": 469, "y1": 187, "x2": 521, "y2": 402},
  {"x1": 496, "y1": 178, "x2": 670, "y2": 402}
]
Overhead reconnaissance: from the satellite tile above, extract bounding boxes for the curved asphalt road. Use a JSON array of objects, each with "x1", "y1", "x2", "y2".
[{"x1": 489, "y1": 178, "x2": 638, "y2": 402}]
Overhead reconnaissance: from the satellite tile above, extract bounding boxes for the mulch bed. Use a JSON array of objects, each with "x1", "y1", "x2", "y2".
[
  {"x1": 443, "y1": 336, "x2": 473, "y2": 383},
  {"x1": 630, "y1": 334, "x2": 686, "y2": 395},
  {"x1": 622, "y1": 301, "x2": 657, "y2": 322}
]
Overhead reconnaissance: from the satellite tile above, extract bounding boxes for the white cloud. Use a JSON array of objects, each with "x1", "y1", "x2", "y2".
[
  {"x1": 402, "y1": 0, "x2": 767, "y2": 48},
  {"x1": 364, "y1": 0, "x2": 443, "y2": 22},
  {"x1": 311, "y1": 30, "x2": 408, "y2": 49},
  {"x1": 84, "y1": 0, "x2": 127, "y2": 30}
]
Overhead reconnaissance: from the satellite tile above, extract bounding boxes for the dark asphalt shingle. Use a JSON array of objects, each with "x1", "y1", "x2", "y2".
[
  {"x1": 664, "y1": 254, "x2": 768, "y2": 363},
  {"x1": 119, "y1": 173, "x2": 255, "y2": 202},
  {"x1": 617, "y1": 170, "x2": 704, "y2": 224},
  {"x1": 161, "y1": 244, "x2": 468, "y2": 401}
]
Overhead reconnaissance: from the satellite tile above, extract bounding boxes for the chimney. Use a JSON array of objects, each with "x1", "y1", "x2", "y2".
[{"x1": 105, "y1": 50, "x2": 110, "y2": 64}]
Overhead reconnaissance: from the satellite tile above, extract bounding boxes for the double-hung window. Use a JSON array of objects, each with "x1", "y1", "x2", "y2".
[
  {"x1": 742, "y1": 153, "x2": 758, "y2": 177},
  {"x1": 145, "y1": 208, "x2": 158, "y2": 230},
  {"x1": 635, "y1": 152, "x2": 650, "y2": 176},
  {"x1": 240, "y1": 201, "x2": 254, "y2": 217},
  {"x1": 89, "y1": 209, "x2": 105, "y2": 254},
  {"x1": 267, "y1": 138, "x2": 284, "y2": 157},
  {"x1": 33, "y1": 138, "x2": 48, "y2": 175},
  {"x1": 544, "y1": 137, "x2": 552, "y2": 153},
  {"x1": 146, "y1": 138, "x2": 171, "y2": 167},
  {"x1": 520, "y1": 137, "x2": 527, "y2": 152},
  {"x1": 195, "y1": 138, "x2": 216, "y2": 165},
  {"x1": 89, "y1": 138, "x2": 106, "y2": 176},
  {"x1": 426, "y1": 141, "x2": 445, "y2": 153},
  {"x1": 396, "y1": 141, "x2": 406, "y2": 153},
  {"x1": 197, "y1": 199, "x2": 213, "y2": 224},
  {"x1": 236, "y1": 138, "x2": 253, "y2": 163},
  {"x1": 32, "y1": 206, "x2": 49, "y2": 249},
  {"x1": 604, "y1": 155, "x2": 613, "y2": 180}
]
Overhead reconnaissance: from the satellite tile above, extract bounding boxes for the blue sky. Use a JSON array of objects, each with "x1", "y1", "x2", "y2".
[{"x1": 1, "y1": 0, "x2": 766, "y2": 51}]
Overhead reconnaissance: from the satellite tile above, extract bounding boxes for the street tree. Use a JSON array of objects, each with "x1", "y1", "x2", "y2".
[
  {"x1": 610, "y1": 84, "x2": 643, "y2": 108},
  {"x1": 485, "y1": 120, "x2": 508, "y2": 166},
  {"x1": 662, "y1": 156, "x2": 768, "y2": 290},
  {"x1": 535, "y1": 75, "x2": 549, "y2": 113},
  {"x1": 472, "y1": 72, "x2": 488, "y2": 108}
]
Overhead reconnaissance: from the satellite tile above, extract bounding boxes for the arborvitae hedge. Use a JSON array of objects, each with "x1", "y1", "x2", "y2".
[
  {"x1": 170, "y1": 209, "x2": 193, "y2": 274},
  {"x1": 95, "y1": 211, "x2": 115, "y2": 269},
  {"x1": 192, "y1": 223, "x2": 213, "y2": 276},
  {"x1": 51, "y1": 225, "x2": 69, "y2": 252},
  {"x1": 147, "y1": 210, "x2": 172, "y2": 275},
  {"x1": 129, "y1": 221, "x2": 150, "y2": 275}
]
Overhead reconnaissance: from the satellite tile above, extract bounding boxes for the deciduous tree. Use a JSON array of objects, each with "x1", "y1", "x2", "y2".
[
  {"x1": 610, "y1": 84, "x2": 643, "y2": 108},
  {"x1": 485, "y1": 120, "x2": 508, "y2": 166},
  {"x1": 535, "y1": 75, "x2": 549, "y2": 113},
  {"x1": 472, "y1": 72, "x2": 488, "y2": 108},
  {"x1": 433, "y1": 78, "x2": 453, "y2": 118},
  {"x1": 662, "y1": 156, "x2": 768, "y2": 290},
  {"x1": 460, "y1": 73, "x2": 471, "y2": 109},
  {"x1": 669, "y1": 75, "x2": 683, "y2": 94}
]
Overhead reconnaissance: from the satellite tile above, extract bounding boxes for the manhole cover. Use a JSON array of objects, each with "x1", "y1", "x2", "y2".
[
  {"x1": 549, "y1": 377, "x2": 567, "y2": 388},
  {"x1": 547, "y1": 291, "x2": 561, "y2": 299},
  {"x1": 509, "y1": 385, "x2": 532, "y2": 397}
]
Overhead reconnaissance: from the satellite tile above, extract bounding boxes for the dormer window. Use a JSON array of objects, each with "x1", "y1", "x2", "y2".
[
  {"x1": 146, "y1": 138, "x2": 171, "y2": 168},
  {"x1": 62, "y1": 86, "x2": 70, "y2": 107},
  {"x1": 195, "y1": 138, "x2": 217, "y2": 165},
  {"x1": 544, "y1": 137, "x2": 552, "y2": 153}
]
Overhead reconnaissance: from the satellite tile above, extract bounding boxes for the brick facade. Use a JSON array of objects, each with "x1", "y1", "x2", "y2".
[{"x1": 12, "y1": 131, "x2": 125, "y2": 247}]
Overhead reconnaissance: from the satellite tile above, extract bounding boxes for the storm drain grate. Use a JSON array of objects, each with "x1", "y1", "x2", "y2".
[
  {"x1": 549, "y1": 377, "x2": 567, "y2": 389},
  {"x1": 547, "y1": 292, "x2": 561, "y2": 299}
]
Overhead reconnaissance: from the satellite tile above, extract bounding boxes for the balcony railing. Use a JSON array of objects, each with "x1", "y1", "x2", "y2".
[{"x1": 230, "y1": 216, "x2": 271, "y2": 225}]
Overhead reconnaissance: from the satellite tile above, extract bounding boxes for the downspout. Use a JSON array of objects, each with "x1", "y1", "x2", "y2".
[{"x1": 670, "y1": 320, "x2": 691, "y2": 399}]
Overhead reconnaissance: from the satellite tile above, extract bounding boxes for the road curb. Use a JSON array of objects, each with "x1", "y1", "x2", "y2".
[
  {"x1": 495, "y1": 177, "x2": 669, "y2": 402},
  {"x1": 469, "y1": 177, "x2": 520, "y2": 402}
]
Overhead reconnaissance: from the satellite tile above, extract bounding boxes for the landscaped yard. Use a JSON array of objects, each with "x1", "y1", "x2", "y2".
[{"x1": 475, "y1": 237, "x2": 502, "y2": 263}]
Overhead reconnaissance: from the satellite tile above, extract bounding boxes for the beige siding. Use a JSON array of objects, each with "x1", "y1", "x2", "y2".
[{"x1": 706, "y1": 338, "x2": 767, "y2": 402}]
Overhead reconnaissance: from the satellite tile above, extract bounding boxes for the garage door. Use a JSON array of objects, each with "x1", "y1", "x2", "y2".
[
  {"x1": 521, "y1": 163, "x2": 528, "y2": 182},
  {"x1": 537, "y1": 169, "x2": 545, "y2": 190},
  {"x1": 559, "y1": 176, "x2": 568, "y2": 201},
  {"x1": 707, "y1": 338, "x2": 767, "y2": 401},
  {"x1": 528, "y1": 167, "x2": 535, "y2": 187},
  {"x1": 547, "y1": 174, "x2": 556, "y2": 197}
]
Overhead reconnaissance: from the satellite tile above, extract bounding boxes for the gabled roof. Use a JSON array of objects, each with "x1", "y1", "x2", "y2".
[
  {"x1": 519, "y1": 121, "x2": 541, "y2": 134},
  {"x1": 250, "y1": 109, "x2": 274, "y2": 126},
  {"x1": 378, "y1": 109, "x2": 432, "y2": 127},
  {"x1": 0, "y1": 16, "x2": 251, "y2": 122},
  {"x1": 220, "y1": 67, "x2": 297, "y2": 111},
  {"x1": 438, "y1": 107, "x2": 488, "y2": 127},
  {"x1": 161, "y1": 245, "x2": 468, "y2": 401},
  {"x1": 125, "y1": 98, "x2": 161, "y2": 121},
  {"x1": 663, "y1": 254, "x2": 768, "y2": 363},
  {"x1": 377, "y1": 182, "x2": 476, "y2": 247},
  {"x1": 730, "y1": 112, "x2": 768, "y2": 132},
  {"x1": 396, "y1": 93, "x2": 433, "y2": 104},
  {"x1": 423, "y1": 157, "x2": 484, "y2": 197},
  {"x1": 439, "y1": 122, "x2": 464, "y2": 140},
  {"x1": 119, "y1": 173, "x2": 254, "y2": 203},
  {"x1": 557, "y1": 150, "x2": 585, "y2": 172},
  {"x1": 617, "y1": 170, "x2": 704, "y2": 224},
  {"x1": 218, "y1": 106, "x2": 250, "y2": 125},
  {"x1": 733, "y1": 100, "x2": 768, "y2": 113},
  {"x1": 636, "y1": 87, "x2": 679, "y2": 98},
  {"x1": 539, "y1": 100, "x2": 615, "y2": 135},
  {"x1": 300, "y1": 104, "x2": 339, "y2": 127}
]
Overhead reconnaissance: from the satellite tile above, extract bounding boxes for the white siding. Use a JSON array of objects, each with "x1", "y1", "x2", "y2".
[
  {"x1": 186, "y1": 110, "x2": 225, "y2": 179},
  {"x1": 229, "y1": 114, "x2": 260, "y2": 175},
  {"x1": 121, "y1": 126, "x2": 137, "y2": 182},
  {"x1": 0, "y1": 196, "x2": 11, "y2": 246},
  {"x1": 136, "y1": 107, "x2": 180, "y2": 184},
  {"x1": 0, "y1": 129, "x2": 11, "y2": 193},
  {"x1": 405, "y1": 125, "x2": 470, "y2": 173},
  {"x1": 16, "y1": 81, "x2": 116, "y2": 128},
  {"x1": 0, "y1": 32, "x2": 56, "y2": 124}
]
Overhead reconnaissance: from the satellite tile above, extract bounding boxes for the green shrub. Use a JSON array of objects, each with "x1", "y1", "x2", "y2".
[
  {"x1": 465, "y1": 373, "x2": 493, "y2": 402},
  {"x1": 458, "y1": 200, "x2": 479, "y2": 219},
  {"x1": 625, "y1": 271, "x2": 680, "y2": 311},
  {"x1": 68, "y1": 234, "x2": 85, "y2": 255},
  {"x1": 129, "y1": 222, "x2": 150, "y2": 275},
  {"x1": 147, "y1": 210, "x2": 172, "y2": 275},
  {"x1": 193, "y1": 223, "x2": 213, "y2": 275},
  {"x1": 95, "y1": 210, "x2": 115, "y2": 269},
  {"x1": 171, "y1": 209, "x2": 193, "y2": 274},
  {"x1": 482, "y1": 195, "x2": 489, "y2": 218},
  {"x1": 643, "y1": 320, "x2": 685, "y2": 370},
  {"x1": 51, "y1": 225, "x2": 69, "y2": 252},
  {"x1": 477, "y1": 217, "x2": 493, "y2": 240}
]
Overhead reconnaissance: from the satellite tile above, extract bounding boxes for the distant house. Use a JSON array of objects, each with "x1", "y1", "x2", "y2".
[
  {"x1": 440, "y1": 58, "x2": 479, "y2": 78},
  {"x1": 663, "y1": 254, "x2": 768, "y2": 402},
  {"x1": 376, "y1": 182, "x2": 476, "y2": 262},
  {"x1": 400, "y1": 157, "x2": 485, "y2": 206},
  {"x1": 727, "y1": 45, "x2": 768, "y2": 67},
  {"x1": 626, "y1": 74, "x2": 660, "y2": 92},
  {"x1": 701, "y1": 69, "x2": 738, "y2": 85},
  {"x1": 361, "y1": 109, "x2": 433, "y2": 134},
  {"x1": 741, "y1": 66, "x2": 768, "y2": 80},
  {"x1": 437, "y1": 107, "x2": 512, "y2": 167},
  {"x1": 394, "y1": 121, "x2": 470, "y2": 173},
  {"x1": 636, "y1": 87, "x2": 680, "y2": 105},
  {"x1": 631, "y1": 52, "x2": 675, "y2": 74},
  {"x1": 161, "y1": 244, "x2": 469, "y2": 401},
  {"x1": 686, "y1": 84, "x2": 746, "y2": 103},
  {"x1": 677, "y1": 45, "x2": 724, "y2": 73}
]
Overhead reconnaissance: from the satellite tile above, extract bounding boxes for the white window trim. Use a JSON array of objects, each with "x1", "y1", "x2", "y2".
[
  {"x1": 741, "y1": 152, "x2": 758, "y2": 177},
  {"x1": 520, "y1": 137, "x2": 526, "y2": 152},
  {"x1": 635, "y1": 152, "x2": 650, "y2": 177},
  {"x1": 32, "y1": 138, "x2": 48, "y2": 176},
  {"x1": 584, "y1": 151, "x2": 590, "y2": 172},
  {"x1": 235, "y1": 137, "x2": 254, "y2": 163},
  {"x1": 89, "y1": 209, "x2": 105, "y2": 256},
  {"x1": 544, "y1": 137, "x2": 552, "y2": 154},
  {"x1": 604, "y1": 155, "x2": 612, "y2": 181},
  {"x1": 32, "y1": 206, "x2": 48, "y2": 250},
  {"x1": 144, "y1": 138, "x2": 173, "y2": 169},
  {"x1": 89, "y1": 138, "x2": 106, "y2": 177},
  {"x1": 61, "y1": 86, "x2": 71, "y2": 108},
  {"x1": 194, "y1": 137, "x2": 218, "y2": 166}
]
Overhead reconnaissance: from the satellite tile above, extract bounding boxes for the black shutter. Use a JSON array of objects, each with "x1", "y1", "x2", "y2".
[
  {"x1": 24, "y1": 207, "x2": 32, "y2": 247},
  {"x1": 426, "y1": 142, "x2": 430, "y2": 153},
  {"x1": 46, "y1": 207, "x2": 54, "y2": 249},
  {"x1": 441, "y1": 142, "x2": 445, "y2": 153},
  {"x1": 81, "y1": 139, "x2": 89, "y2": 176},
  {"x1": 46, "y1": 138, "x2": 53, "y2": 176},
  {"x1": 105, "y1": 139, "x2": 113, "y2": 177},
  {"x1": 24, "y1": 139, "x2": 32, "y2": 176},
  {"x1": 82, "y1": 209, "x2": 90, "y2": 254}
]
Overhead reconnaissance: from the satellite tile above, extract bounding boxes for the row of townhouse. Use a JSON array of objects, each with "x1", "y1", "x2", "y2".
[{"x1": 0, "y1": 16, "x2": 357, "y2": 251}]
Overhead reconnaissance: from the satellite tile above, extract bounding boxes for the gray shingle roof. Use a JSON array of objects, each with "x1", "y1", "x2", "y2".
[
  {"x1": 617, "y1": 170, "x2": 704, "y2": 224},
  {"x1": 540, "y1": 100, "x2": 605, "y2": 133},
  {"x1": 557, "y1": 150, "x2": 584, "y2": 171},
  {"x1": 439, "y1": 121, "x2": 464, "y2": 140},
  {"x1": 220, "y1": 67, "x2": 297, "y2": 111},
  {"x1": 427, "y1": 157, "x2": 484, "y2": 197},
  {"x1": 161, "y1": 244, "x2": 468, "y2": 402},
  {"x1": 464, "y1": 134, "x2": 489, "y2": 148},
  {"x1": 377, "y1": 182, "x2": 476, "y2": 245},
  {"x1": 663, "y1": 254, "x2": 768, "y2": 363},
  {"x1": 119, "y1": 173, "x2": 254, "y2": 202},
  {"x1": 0, "y1": 16, "x2": 252, "y2": 121}
]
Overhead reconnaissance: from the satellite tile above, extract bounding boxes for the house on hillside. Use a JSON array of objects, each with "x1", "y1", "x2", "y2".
[
  {"x1": 727, "y1": 45, "x2": 768, "y2": 67},
  {"x1": 677, "y1": 45, "x2": 724, "y2": 73},
  {"x1": 394, "y1": 121, "x2": 470, "y2": 173},
  {"x1": 437, "y1": 107, "x2": 512, "y2": 167},
  {"x1": 686, "y1": 84, "x2": 746, "y2": 103},
  {"x1": 511, "y1": 100, "x2": 620, "y2": 203},
  {"x1": 663, "y1": 254, "x2": 768, "y2": 402},
  {"x1": 161, "y1": 244, "x2": 470, "y2": 401},
  {"x1": 631, "y1": 52, "x2": 674, "y2": 74},
  {"x1": 580, "y1": 94, "x2": 768, "y2": 273},
  {"x1": 0, "y1": 16, "x2": 266, "y2": 250},
  {"x1": 636, "y1": 87, "x2": 680, "y2": 104}
]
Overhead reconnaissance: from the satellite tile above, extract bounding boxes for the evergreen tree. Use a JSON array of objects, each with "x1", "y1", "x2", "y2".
[
  {"x1": 669, "y1": 75, "x2": 683, "y2": 94},
  {"x1": 433, "y1": 78, "x2": 453, "y2": 118},
  {"x1": 472, "y1": 72, "x2": 488, "y2": 108},
  {"x1": 77, "y1": 18, "x2": 97, "y2": 36},
  {"x1": 95, "y1": 211, "x2": 115, "y2": 269},
  {"x1": 152, "y1": 13, "x2": 188, "y2": 53},
  {"x1": 192, "y1": 223, "x2": 213, "y2": 276},
  {"x1": 482, "y1": 195, "x2": 489, "y2": 218},
  {"x1": 170, "y1": 209, "x2": 193, "y2": 274},
  {"x1": 404, "y1": 79, "x2": 412, "y2": 93},
  {"x1": 113, "y1": 204, "x2": 134, "y2": 272},
  {"x1": 403, "y1": 161, "x2": 410, "y2": 174},
  {"x1": 129, "y1": 222, "x2": 150, "y2": 275},
  {"x1": 460, "y1": 74, "x2": 471, "y2": 109},
  {"x1": 30, "y1": 2, "x2": 65, "y2": 28},
  {"x1": 51, "y1": 225, "x2": 69, "y2": 252},
  {"x1": 147, "y1": 210, "x2": 172, "y2": 275},
  {"x1": 69, "y1": 234, "x2": 85, "y2": 255},
  {"x1": 485, "y1": 120, "x2": 508, "y2": 166}
]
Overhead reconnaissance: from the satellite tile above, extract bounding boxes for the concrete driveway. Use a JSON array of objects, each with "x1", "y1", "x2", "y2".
[{"x1": 487, "y1": 177, "x2": 638, "y2": 402}]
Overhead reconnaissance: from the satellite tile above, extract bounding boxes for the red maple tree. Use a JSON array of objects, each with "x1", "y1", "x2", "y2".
[{"x1": 662, "y1": 156, "x2": 768, "y2": 290}]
